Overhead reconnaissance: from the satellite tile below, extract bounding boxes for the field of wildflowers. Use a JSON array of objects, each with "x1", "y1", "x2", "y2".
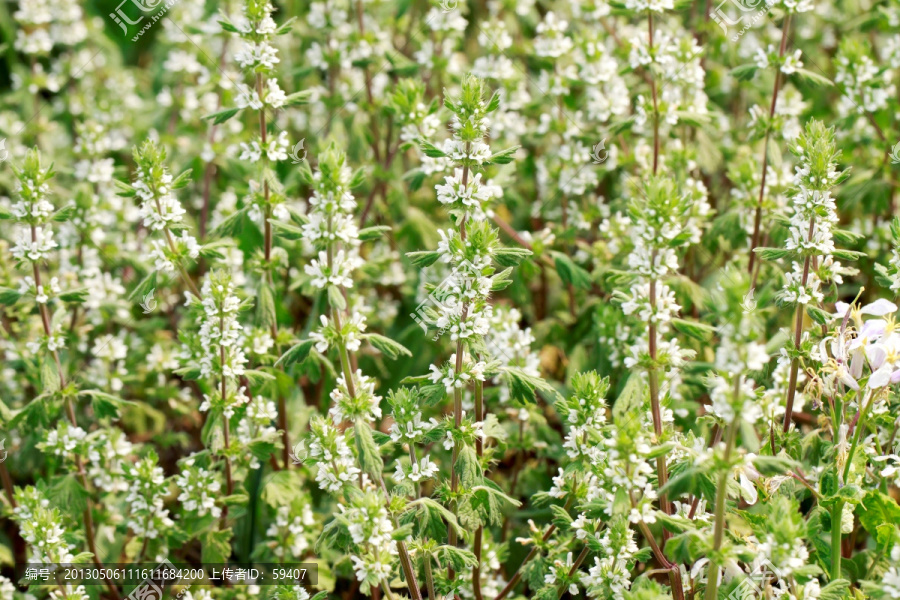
[{"x1": 1, "y1": 0, "x2": 900, "y2": 599}]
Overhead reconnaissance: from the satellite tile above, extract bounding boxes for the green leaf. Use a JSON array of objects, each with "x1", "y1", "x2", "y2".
[
  {"x1": 127, "y1": 270, "x2": 158, "y2": 302},
  {"x1": 257, "y1": 283, "x2": 276, "y2": 330},
  {"x1": 274, "y1": 16, "x2": 296, "y2": 34},
  {"x1": 671, "y1": 318, "x2": 715, "y2": 341},
  {"x1": 49, "y1": 475, "x2": 91, "y2": 514},
  {"x1": 354, "y1": 421, "x2": 383, "y2": 478},
  {"x1": 731, "y1": 64, "x2": 759, "y2": 81},
  {"x1": 420, "y1": 140, "x2": 448, "y2": 158},
  {"x1": 204, "y1": 107, "x2": 242, "y2": 124},
  {"x1": 198, "y1": 240, "x2": 231, "y2": 260},
  {"x1": 754, "y1": 247, "x2": 792, "y2": 261},
  {"x1": 806, "y1": 305, "x2": 831, "y2": 325},
  {"x1": 80, "y1": 390, "x2": 135, "y2": 420},
  {"x1": 406, "y1": 250, "x2": 441, "y2": 268},
  {"x1": 41, "y1": 359, "x2": 60, "y2": 393},
  {"x1": 363, "y1": 333, "x2": 412, "y2": 359},
  {"x1": 455, "y1": 444, "x2": 481, "y2": 489},
  {"x1": 261, "y1": 470, "x2": 301, "y2": 508},
  {"x1": 494, "y1": 247, "x2": 532, "y2": 267},
  {"x1": 859, "y1": 490, "x2": 900, "y2": 549},
  {"x1": 276, "y1": 339, "x2": 316, "y2": 368},
  {"x1": 359, "y1": 225, "x2": 392, "y2": 241},
  {"x1": 170, "y1": 168, "x2": 193, "y2": 189},
  {"x1": 201, "y1": 529, "x2": 233, "y2": 564},
  {"x1": 487, "y1": 145, "x2": 519, "y2": 165},
  {"x1": 58, "y1": 288, "x2": 89, "y2": 303},
  {"x1": 283, "y1": 90, "x2": 313, "y2": 106},
  {"x1": 436, "y1": 546, "x2": 478, "y2": 571},
  {"x1": 409, "y1": 497, "x2": 465, "y2": 537},
  {"x1": 244, "y1": 369, "x2": 276, "y2": 386},
  {"x1": 213, "y1": 208, "x2": 247, "y2": 237},
  {"x1": 612, "y1": 373, "x2": 645, "y2": 426},
  {"x1": 502, "y1": 366, "x2": 560, "y2": 404},
  {"x1": 270, "y1": 219, "x2": 306, "y2": 240},
  {"x1": 752, "y1": 455, "x2": 800, "y2": 476},
  {"x1": 490, "y1": 267, "x2": 514, "y2": 291},
  {"x1": 174, "y1": 365, "x2": 202, "y2": 380},
  {"x1": 551, "y1": 251, "x2": 592, "y2": 289},
  {"x1": 0, "y1": 287, "x2": 21, "y2": 305},
  {"x1": 831, "y1": 249, "x2": 866, "y2": 261},
  {"x1": 51, "y1": 205, "x2": 77, "y2": 222},
  {"x1": 793, "y1": 68, "x2": 833, "y2": 87},
  {"x1": 69, "y1": 552, "x2": 95, "y2": 565}
]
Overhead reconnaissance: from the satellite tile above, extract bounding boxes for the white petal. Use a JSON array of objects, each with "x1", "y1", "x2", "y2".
[
  {"x1": 833, "y1": 301, "x2": 851, "y2": 319},
  {"x1": 865, "y1": 344, "x2": 887, "y2": 370},
  {"x1": 860, "y1": 298, "x2": 898, "y2": 316},
  {"x1": 867, "y1": 366, "x2": 892, "y2": 389}
]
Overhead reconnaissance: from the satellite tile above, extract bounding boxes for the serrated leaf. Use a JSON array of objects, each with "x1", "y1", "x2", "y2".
[
  {"x1": 261, "y1": 470, "x2": 300, "y2": 508},
  {"x1": 201, "y1": 529, "x2": 233, "y2": 564},
  {"x1": 494, "y1": 247, "x2": 532, "y2": 267},
  {"x1": 406, "y1": 250, "x2": 441, "y2": 267},
  {"x1": 363, "y1": 333, "x2": 412, "y2": 359},
  {"x1": 354, "y1": 421, "x2": 383, "y2": 478},
  {"x1": 671, "y1": 318, "x2": 715, "y2": 341},
  {"x1": 276, "y1": 339, "x2": 316, "y2": 368}
]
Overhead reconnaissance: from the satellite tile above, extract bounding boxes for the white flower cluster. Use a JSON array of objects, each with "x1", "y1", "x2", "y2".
[
  {"x1": 12, "y1": 487, "x2": 76, "y2": 564},
  {"x1": 175, "y1": 456, "x2": 222, "y2": 519},
  {"x1": 131, "y1": 142, "x2": 201, "y2": 273},
  {"x1": 341, "y1": 492, "x2": 399, "y2": 590},
  {"x1": 13, "y1": 0, "x2": 86, "y2": 57},
  {"x1": 329, "y1": 369, "x2": 382, "y2": 425},
  {"x1": 779, "y1": 122, "x2": 843, "y2": 306},
  {"x1": 303, "y1": 148, "x2": 364, "y2": 289},
  {"x1": 835, "y1": 40, "x2": 897, "y2": 116},
  {"x1": 125, "y1": 453, "x2": 175, "y2": 540},
  {"x1": 265, "y1": 505, "x2": 315, "y2": 559},
  {"x1": 196, "y1": 272, "x2": 249, "y2": 415},
  {"x1": 305, "y1": 416, "x2": 361, "y2": 493}
]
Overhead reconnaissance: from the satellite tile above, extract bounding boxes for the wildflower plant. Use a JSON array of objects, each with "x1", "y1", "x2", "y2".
[{"x1": 2, "y1": 1, "x2": 900, "y2": 600}]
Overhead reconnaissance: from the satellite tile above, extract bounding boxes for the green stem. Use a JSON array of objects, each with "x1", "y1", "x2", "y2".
[
  {"x1": 381, "y1": 578, "x2": 396, "y2": 600},
  {"x1": 425, "y1": 554, "x2": 437, "y2": 600},
  {"x1": 831, "y1": 500, "x2": 843, "y2": 581},
  {"x1": 830, "y1": 389, "x2": 876, "y2": 581},
  {"x1": 705, "y1": 393, "x2": 740, "y2": 600}
]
